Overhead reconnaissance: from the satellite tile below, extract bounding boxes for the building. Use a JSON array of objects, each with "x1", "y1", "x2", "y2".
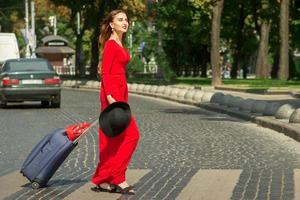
[{"x1": 36, "y1": 35, "x2": 75, "y2": 75}]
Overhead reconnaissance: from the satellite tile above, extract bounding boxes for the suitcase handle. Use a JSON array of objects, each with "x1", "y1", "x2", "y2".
[{"x1": 73, "y1": 120, "x2": 98, "y2": 144}]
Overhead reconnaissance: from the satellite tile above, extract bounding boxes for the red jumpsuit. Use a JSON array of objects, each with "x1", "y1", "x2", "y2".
[{"x1": 92, "y1": 40, "x2": 140, "y2": 185}]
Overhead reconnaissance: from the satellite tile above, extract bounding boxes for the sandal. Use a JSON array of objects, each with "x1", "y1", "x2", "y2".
[
  {"x1": 91, "y1": 184, "x2": 116, "y2": 193},
  {"x1": 114, "y1": 185, "x2": 135, "y2": 195}
]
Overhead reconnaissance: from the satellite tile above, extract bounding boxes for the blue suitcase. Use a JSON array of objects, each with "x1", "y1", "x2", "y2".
[
  {"x1": 20, "y1": 121, "x2": 97, "y2": 189},
  {"x1": 20, "y1": 128, "x2": 75, "y2": 189}
]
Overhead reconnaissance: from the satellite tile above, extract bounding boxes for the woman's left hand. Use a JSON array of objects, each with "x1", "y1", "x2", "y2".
[{"x1": 107, "y1": 95, "x2": 116, "y2": 104}]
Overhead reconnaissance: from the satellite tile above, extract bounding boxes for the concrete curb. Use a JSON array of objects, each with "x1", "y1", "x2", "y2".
[
  {"x1": 215, "y1": 85, "x2": 297, "y2": 95},
  {"x1": 61, "y1": 80, "x2": 300, "y2": 142},
  {"x1": 198, "y1": 103, "x2": 300, "y2": 141}
]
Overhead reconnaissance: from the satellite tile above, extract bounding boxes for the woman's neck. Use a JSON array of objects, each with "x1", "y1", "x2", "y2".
[{"x1": 110, "y1": 32, "x2": 123, "y2": 45}]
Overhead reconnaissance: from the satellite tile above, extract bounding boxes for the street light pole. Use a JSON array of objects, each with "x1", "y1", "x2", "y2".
[
  {"x1": 54, "y1": 15, "x2": 57, "y2": 35},
  {"x1": 31, "y1": 1, "x2": 36, "y2": 58},
  {"x1": 25, "y1": 0, "x2": 31, "y2": 58},
  {"x1": 77, "y1": 12, "x2": 80, "y2": 35},
  {"x1": 129, "y1": 21, "x2": 135, "y2": 57}
]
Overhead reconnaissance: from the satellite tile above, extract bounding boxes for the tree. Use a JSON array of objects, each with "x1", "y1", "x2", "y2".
[
  {"x1": 49, "y1": 0, "x2": 146, "y2": 78},
  {"x1": 0, "y1": 0, "x2": 28, "y2": 55},
  {"x1": 0, "y1": 0, "x2": 24, "y2": 32},
  {"x1": 278, "y1": 0, "x2": 290, "y2": 80},
  {"x1": 151, "y1": 0, "x2": 211, "y2": 77},
  {"x1": 255, "y1": 20, "x2": 271, "y2": 78},
  {"x1": 90, "y1": 0, "x2": 146, "y2": 79},
  {"x1": 49, "y1": 0, "x2": 93, "y2": 77},
  {"x1": 211, "y1": 0, "x2": 224, "y2": 86},
  {"x1": 255, "y1": 0, "x2": 273, "y2": 78}
]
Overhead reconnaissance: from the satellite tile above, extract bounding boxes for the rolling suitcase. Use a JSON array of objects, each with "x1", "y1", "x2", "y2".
[{"x1": 20, "y1": 120, "x2": 97, "y2": 189}]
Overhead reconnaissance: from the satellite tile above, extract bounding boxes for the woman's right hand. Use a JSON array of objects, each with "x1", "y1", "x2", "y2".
[
  {"x1": 107, "y1": 95, "x2": 116, "y2": 104},
  {"x1": 97, "y1": 62, "x2": 102, "y2": 76}
]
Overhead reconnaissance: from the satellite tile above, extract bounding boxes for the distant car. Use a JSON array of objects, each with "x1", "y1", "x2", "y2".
[
  {"x1": 0, "y1": 58, "x2": 61, "y2": 108},
  {"x1": 0, "y1": 33, "x2": 20, "y2": 65}
]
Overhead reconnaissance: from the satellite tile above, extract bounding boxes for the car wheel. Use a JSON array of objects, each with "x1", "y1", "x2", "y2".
[
  {"x1": 41, "y1": 100, "x2": 50, "y2": 107},
  {"x1": 0, "y1": 100, "x2": 7, "y2": 108},
  {"x1": 51, "y1": 101, "x2": 61, "y2": 108},
  {"x1": 51, "y1": 94, "x2": 61, "y2": 108}
]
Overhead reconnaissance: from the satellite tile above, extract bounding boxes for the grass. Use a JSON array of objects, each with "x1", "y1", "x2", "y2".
[
  {"x1": 175, "y1": 77, "x2": 300, "y2": 90},
  {"x1": 128, "y1": 76, "x2": 300, "y2": 90}
]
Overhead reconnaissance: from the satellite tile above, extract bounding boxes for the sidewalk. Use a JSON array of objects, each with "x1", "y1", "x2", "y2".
[
  {"x1": 61, "y1": 80, "x2": 300, "y2": 142},
  {"x1": 199, "y1": 86, "x2": 300, "y2": 142}
]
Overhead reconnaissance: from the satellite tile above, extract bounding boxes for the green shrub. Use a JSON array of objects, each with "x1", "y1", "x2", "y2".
[
  {"x1": 155, "y1": 50, "x2": 176, "y2": 83},
  {"x1": 293, "y1": 56, "x2": 300, "y2": 80},
  {"x1": 127, "y1": 55, "x2": 145, "y2": 75}
]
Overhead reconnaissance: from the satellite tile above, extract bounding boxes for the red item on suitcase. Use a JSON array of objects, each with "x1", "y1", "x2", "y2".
[{"x1": 65, "y1": 122, "x2": 91, "y2": 141}]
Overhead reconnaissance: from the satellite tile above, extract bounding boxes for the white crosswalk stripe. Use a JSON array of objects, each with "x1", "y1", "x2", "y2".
[
  {"x1": 293, "y1": 169, "x2": 300, "y2": 200},
  {"x1": 64, "y1": 169, "x2": 151, "y2": 200},
  {"x1": 176, "y1": 169, "x2": 242, "y2": 200},
  {"x1": 0, "y1": 171, "x2": 28, "y2": 198},
  {"x1": 2, "y1": 169, "x2": 300, "y2": 199}
]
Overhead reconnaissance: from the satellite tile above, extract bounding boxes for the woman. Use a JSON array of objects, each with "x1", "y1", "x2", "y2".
[{"x1": 91, "y1": 10, "x2": 140, "y2": 195}]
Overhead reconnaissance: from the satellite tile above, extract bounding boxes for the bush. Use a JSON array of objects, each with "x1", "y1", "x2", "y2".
[
  {"x1": 127, "y1": 55, "x2": 145, "y2": 76},
  {"x1": 155, "y1": 50, "x2": 176, "y2": 83},
  {"x1": 293, "y1": 56, "x2": 300, "y2": 80}
]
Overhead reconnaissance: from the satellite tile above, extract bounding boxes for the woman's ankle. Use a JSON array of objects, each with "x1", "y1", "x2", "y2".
[
  {"x1": 99, "y1": 182, "x2": 112, "y2": 190},
  {"x1": 118, "y1": 181, "x2": 129, "y2": 189}
]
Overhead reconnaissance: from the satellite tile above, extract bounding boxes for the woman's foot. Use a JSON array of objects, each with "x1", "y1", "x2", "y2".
[
  {"x1": 114, "y1": 181, "x2": 135, "y2": 195},
  {"x1": 91, "y1": 183, "x2": 116, "y2": 193}
]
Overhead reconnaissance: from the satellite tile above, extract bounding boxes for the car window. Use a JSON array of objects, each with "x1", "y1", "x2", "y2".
[
  {"x1": 7, "y1": 60, "x2": 54, "y2": 72},
  {"x1": 1, "y1": 63, "x2": 8, "y2": 73}
]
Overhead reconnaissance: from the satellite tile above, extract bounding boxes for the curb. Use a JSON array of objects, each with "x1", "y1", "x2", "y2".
[
  {"x1": 255, "y1": 117, "x2": 300, "y2": 141},
  {"x1": 292, "y1": 92, "x2": 300, "y2": 98},
  {"x1": 61, "y1": 80, "x2": 300, "y2": 142},
  {"x1": 198, "y1": 103, "x2": 300, "y2": 141},
  {"x1": 214, "y1": 85, "x2": 298, "y2": 96}
]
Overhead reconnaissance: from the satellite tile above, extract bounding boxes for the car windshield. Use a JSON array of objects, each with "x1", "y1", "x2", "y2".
[{"x1": 6, "y1": 60, "x2": 53, "y2": 72}]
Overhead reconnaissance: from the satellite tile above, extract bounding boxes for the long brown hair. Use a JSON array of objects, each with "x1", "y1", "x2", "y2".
[{"x1": 99, "y1": 9, "x2": 129, "y2": 48}]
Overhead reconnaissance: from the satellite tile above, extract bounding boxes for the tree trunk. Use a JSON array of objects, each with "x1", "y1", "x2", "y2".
[
  {"x1": 278, "y1": 0, "x2": 290, "y2": 80},
  {"x1": 231, "y1": 2, "x2": 245, "y2": 79},
  {"x1": 271, "y1": 48, "x2": 279, "y2": 78},
  {"x1": 211, "y1": 0, "x2": 224, "y2": 86},
  {"x1": 89, "y1": 0, "x2": 116, "y2": 79},
  {"x1": 69, "y1": 10, "x2": 85, "y2": 78},
  {"x1": 89, "y1": 33, "x2": 100, "y2": 79},
  {"x1": 255, "y1": 20, "x2": 271, "y2": 78},
  {"x1": 200, "y1": 47, "x2": 209, "y2": 77},
  {"x1": 89, "y1": 1, "x2": 106, "y2": 79},
  {"x1": 75, "y1": 33, "x2": 85, "y2": 77}
]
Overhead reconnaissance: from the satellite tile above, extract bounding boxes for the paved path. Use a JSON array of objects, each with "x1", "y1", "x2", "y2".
[
  {"x1": 1, "y1": 89, "x2": 300, "y2": 199},
  {"x1": 3, "y1": 168, "x2": 300, "y2": 199}
]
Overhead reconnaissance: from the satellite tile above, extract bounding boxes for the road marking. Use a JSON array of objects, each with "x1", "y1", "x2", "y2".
[
  {"x1": 0, "y1": 171, "x2": 28, "y2": 199},
  {"x1": 4, "y1": 169, "x2": 300, "y2": 199},
  {"x1": 64, "y1": 169, "x2": 151, "y2": 200},
  {"x1": 294, "y1": 169, "x2": 300, "y2": 200},
  {"x1": 176, "y1": 169, "x2": 242, "y2": 200}
]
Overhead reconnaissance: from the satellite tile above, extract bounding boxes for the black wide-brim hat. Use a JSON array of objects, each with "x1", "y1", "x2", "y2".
[{"x1": 99, "y1": 102, "x2": 131, "y2": 137}]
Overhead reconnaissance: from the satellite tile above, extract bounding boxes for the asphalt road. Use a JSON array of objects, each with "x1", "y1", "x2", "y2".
[{"x1": 1, "y1": 88, "x2": 300, "y2": 200}]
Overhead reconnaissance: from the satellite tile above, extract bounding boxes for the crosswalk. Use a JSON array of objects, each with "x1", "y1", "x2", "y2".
[
  {"x1": 176, "y1": 170, "x2": 242, "y2": 200},
  {"x1": 0, "y1": 171, "x2": 29, "y2": 199},
  {"x1": 64, "y1": 169, "x2": 150, "y2": 200},
  {"x1": 294, "y1": 169, "x2": 300, "y2": 200},
  {"x1": 1, "y1": 169, "x2": 300, "y2": 200}
]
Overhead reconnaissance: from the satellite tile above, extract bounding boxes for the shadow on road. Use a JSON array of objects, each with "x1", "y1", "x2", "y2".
[
  {"x1": 160, "y1": 108, "x2": 242, "y2": 122},
  {"x1": 0, "y1": 102, "x2": 56, "y2": 109}
]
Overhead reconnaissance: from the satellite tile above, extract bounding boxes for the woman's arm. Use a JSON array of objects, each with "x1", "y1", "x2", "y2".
[{"x1": 101, "y1": 41, "x2": 117, "y2": 104}]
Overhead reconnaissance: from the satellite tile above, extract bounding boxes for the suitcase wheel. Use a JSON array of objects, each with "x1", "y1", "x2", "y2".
[{"x1": 31, "y1": 182, "x2": 40, "y2": 189}]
